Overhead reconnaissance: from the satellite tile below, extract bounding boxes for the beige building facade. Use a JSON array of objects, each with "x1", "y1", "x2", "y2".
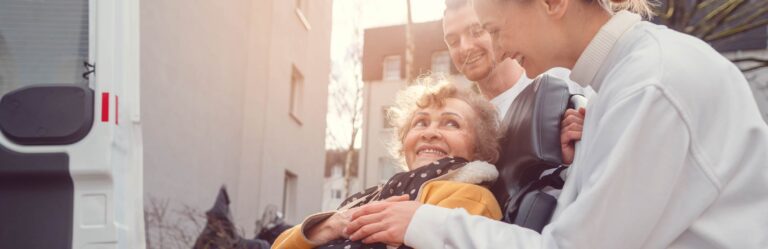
[{"x1": 141, "y1": 0, "x2": 332, "y2": 242}]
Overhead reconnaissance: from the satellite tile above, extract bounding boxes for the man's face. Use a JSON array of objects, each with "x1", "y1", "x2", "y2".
[{"x1": 443, "y1": 5, "x2": 498, "y2": 81}]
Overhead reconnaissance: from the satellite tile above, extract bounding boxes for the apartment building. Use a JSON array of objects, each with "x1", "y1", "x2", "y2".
[{"x1": 141, "y1": 0, "x2": 332, "y2": 241}]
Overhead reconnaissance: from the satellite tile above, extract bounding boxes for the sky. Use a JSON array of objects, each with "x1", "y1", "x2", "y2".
[
  {"x1": 325, "y1": 0, "x2": 447, "y2": 150},
  {"x1": 359, "y1": 0, "x2": 446, "y2": 29}
]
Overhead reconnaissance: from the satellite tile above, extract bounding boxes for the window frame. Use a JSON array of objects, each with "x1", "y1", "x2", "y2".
[
  {"x1": 294, "y1": 0, "x2": 311, "y2": 30},
  {"x1": 431, "y1": 50, "x2": 451, "y2": 75},
  {"x1": 382, "y1": 55, "x2": 402, "y2": 81},
  {"x1": 282, "y1": 170, "x2": 298, "y2": 221},
  {"x1": 289, "y1": 65, "x2": 304, "y2": 125}
]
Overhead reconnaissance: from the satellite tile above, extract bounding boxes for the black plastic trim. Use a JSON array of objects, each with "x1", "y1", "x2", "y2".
[
  {"x1": 0, "y1": 84, "x2": 94, "y2": 145},
  {"x1": 0, "y1": 144, "x2": 73, "y2": 249}
]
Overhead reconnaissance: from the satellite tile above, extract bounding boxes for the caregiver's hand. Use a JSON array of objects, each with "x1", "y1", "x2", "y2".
[
  {"x1": 561, "y1": 107, "x2": 586, "y2": 164},
  {"x1": 345, "y1": 195, "x2": 420, "y2": 246},
  {"x1": 307, "y1": 207, "x2": 359, "y2": 244}
]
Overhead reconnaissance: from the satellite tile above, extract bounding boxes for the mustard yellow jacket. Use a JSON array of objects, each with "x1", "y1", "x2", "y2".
[{"x1": 272, "y1": 180, "x2": 501, "y2": 249}]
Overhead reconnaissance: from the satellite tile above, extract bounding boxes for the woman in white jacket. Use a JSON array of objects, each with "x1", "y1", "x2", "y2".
[{"x1": 343, "y1": 0, "x2": 768, "y2": 248}]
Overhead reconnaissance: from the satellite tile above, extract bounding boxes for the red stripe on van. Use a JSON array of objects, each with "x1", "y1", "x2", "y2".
[{"x1": 101, "y1": 92, "x2": 109, "y2": 122}]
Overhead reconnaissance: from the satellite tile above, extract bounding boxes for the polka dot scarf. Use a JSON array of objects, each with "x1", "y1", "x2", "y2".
[{"x1": 318, "y1": 157, "x2": 470, "y2": 249}]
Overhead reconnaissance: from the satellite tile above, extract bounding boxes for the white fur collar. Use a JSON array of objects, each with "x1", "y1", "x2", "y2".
[{"x1": 440, "y1": 160, "x2": 498, "y2": 184}]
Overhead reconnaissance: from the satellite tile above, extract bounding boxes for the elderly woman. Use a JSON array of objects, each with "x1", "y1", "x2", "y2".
[{"x1": 272, "y1": 78, "x2": 504, "y2": 249}]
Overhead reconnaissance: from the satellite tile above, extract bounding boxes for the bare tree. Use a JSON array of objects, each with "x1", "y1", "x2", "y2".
[
  {"x1": 342, "y1": 30, "x2": 364, "y2": 198},
  {"x1": 327, "y1": 0, "x2": 365, "y2": 197},
  {"x1": 145, "y1": 196, "x2": 206, "y2": 249},
  {"x1": 335, "y1": 44, "x2": 363, "y2": 197},
  {"x1": 342, "y1": 79, "x2": 362, "y2": 197},
  {"x1": 145, "y1": 197, "x2": 170, "y2": 249},
  {"x1": 656, "y1": 0, "x2": 768, "y2": 71}
]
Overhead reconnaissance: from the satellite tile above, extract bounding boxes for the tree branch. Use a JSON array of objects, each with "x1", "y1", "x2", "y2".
[
  {"x1": 683, "y1": 0, "x2": 706, "y2": 29},
  {"x1": 731, "y1": 57, "x2": 768, "y2": 72},
  {"x1": 724, "y1": 1, "x2": 768, "y2": 22},
  {"x1": 706, "y1": 18, "x2": 768, "y2": 41},
  {"x1": 699, "y1": 0, "x2": 747, "y2": 39}
]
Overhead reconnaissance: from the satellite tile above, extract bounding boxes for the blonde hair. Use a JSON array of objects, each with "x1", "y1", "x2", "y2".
[
  {"x1": 490, "y1": 0, "x2": 658, "y2": 19},
  {"x1": 387, "y1": 74, "x2": 501, "y2": 169},
  {"x1": 597, "y1": 0, "x2": 658, "y2": 19}
]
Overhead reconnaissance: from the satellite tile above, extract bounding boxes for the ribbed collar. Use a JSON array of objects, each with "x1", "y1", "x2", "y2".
[{"x1": 570, "y1": 11, "x2": 641, "y2": 91}]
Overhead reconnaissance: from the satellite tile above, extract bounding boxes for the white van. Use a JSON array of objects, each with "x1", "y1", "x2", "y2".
[{"x1": 0, "y1": 0, "x2": 144, "y2": 248}]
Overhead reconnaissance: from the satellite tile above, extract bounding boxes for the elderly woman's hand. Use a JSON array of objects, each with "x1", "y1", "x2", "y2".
[
  {"x1": 345, "y1": 195, "x2": 420, "y2": 247},
  {"x1": 306, "y1": 207, "x2": 359, "y2": 244},
  {"x1": 561, "y1": 107, "x2": 586, "y2": 165}
]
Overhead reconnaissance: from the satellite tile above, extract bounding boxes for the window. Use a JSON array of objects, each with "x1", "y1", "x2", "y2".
[
  {"x1": 282, "y1": 171, "x2": 298, "y2": 221},
  {"x1": 431, "y1": 51, "x2": 451, "y2": 75},
  {"x1": 290, "y1": 65, "x2": 304, "y2": 124},
  {"x1": 0, "y1": 0, "x2": 91, "y2": 96},
  {"x1": 331, "y1": 165, "x2": 343, "y2": 177},
  {"x1": 382, "y1": 106, "x2": 393, "y2": 128},
  {"x1": 295, "y1": 0, "x2": 311, "y2": 30},
  {"x1": 383, "y1": 55, "x2": 401, "y2": 81}
]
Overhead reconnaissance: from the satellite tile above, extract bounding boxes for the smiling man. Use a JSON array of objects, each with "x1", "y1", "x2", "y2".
[
  {"x1": 443, "y1": 0, "x2": 592, "y2": 205},
  {"x1": 443, "y1": 0, "x2": 529, "y2": 119},
  {"x1": 442, "y1": 0, "x2": 592, "y2": 164},
  {"x1": 442, "y1": 0, "x2": 593, "y2": 118}
]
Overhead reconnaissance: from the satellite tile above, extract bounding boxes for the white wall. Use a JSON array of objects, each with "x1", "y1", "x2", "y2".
[
  {"x1": 360, "y1": 80, "x2": 406, "y2": 187},
  {"x1": 253, "y1": 0, "x2": 332, "y2": 226},
  {"x1": 322, "y1": 164, "x2": 363, "y2": 211},
  {"x1": 141, "y1": 0, "x2": 250, "y2": 222},
  {"x1": 141, "y1": 0, "x2": 331, "y2": 241}
]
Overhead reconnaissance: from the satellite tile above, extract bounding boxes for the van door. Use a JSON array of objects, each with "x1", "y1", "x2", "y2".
[{"x1": 0, "y1": 0, "x2": 143, "y2": 248}]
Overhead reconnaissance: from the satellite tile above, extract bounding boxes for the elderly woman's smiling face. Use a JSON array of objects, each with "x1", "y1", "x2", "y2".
[{"x1": 403, "y1": 98, "x2": 478, "y2": 170}]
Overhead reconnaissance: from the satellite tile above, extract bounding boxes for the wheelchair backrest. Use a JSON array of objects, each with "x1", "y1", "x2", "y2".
[{"x1": 491, "y1": 74, "x2": 572, "y2": 204}]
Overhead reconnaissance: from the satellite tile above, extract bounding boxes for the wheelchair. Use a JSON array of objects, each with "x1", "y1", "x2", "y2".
[{"x1": 493, "y1": 74, "x2": 588, "y2": 233}]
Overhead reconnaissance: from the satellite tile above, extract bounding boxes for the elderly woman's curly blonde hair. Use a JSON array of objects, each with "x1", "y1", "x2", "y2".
[{"x1": 387, "y1": 75, "x2": 501, "y2": 169}]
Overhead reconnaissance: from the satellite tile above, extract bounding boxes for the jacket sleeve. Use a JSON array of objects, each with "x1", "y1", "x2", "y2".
[
  {"x1": 543, "y1": 86, "x2": 706, "y2": 248},
  {"x1": 404, "y1": 86, "x2": 703, "y2": 249},
  {"x1": 271, "y1": 211, "x2": 335, "y2": 249},
  {"x1": 271, "y1": 225, "x2": 315, "y2": 249},
  {"x1": 417, "y1": 180, "x2": 502, "y2": 220}
]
